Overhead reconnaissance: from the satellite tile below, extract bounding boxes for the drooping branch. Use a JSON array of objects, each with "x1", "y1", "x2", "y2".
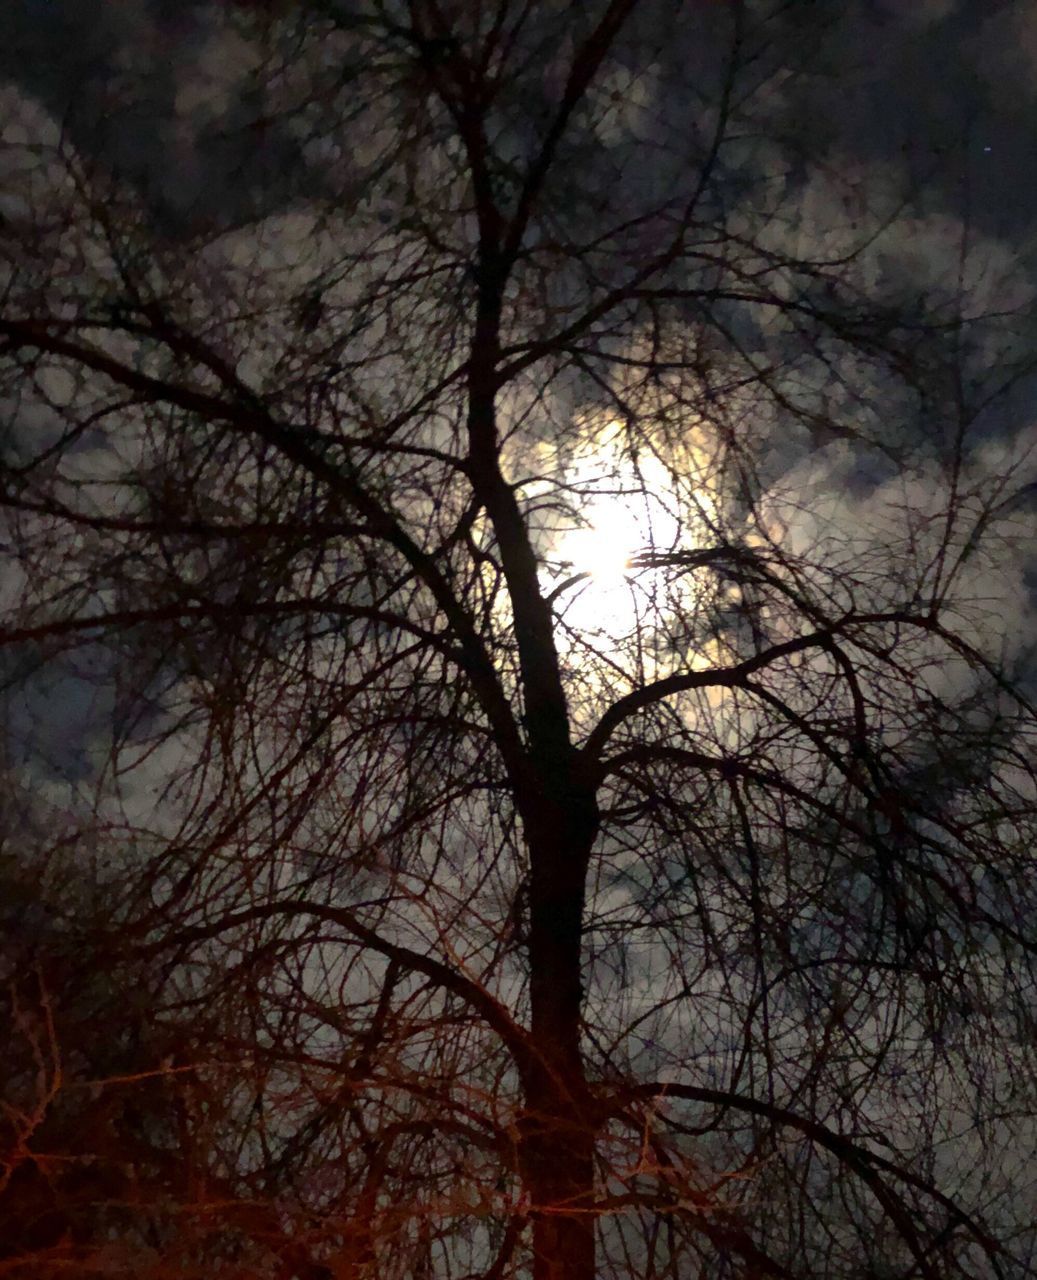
[
  {"x1": 616, "y1": 1082, "x2": 1007, "y2": 1280},
  {"x1": 582, "y1": 610, "x2": 937, "y2": 762},
  {"x1": 0, "y1": 316, "x2": 527, "y2": 780},
  {"x1": 150, "y1": 897, "x2": 543, "y2": 1089}
]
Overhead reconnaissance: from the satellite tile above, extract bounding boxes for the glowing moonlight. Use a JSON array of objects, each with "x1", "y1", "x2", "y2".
[{"x1": 546, "y1": 427, "x2": 690, "y2": 637}]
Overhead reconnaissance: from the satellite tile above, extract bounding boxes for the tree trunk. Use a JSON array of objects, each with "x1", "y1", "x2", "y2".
[
  {"x1": 464, "y1": 295, "x2": 600, "y2": 1275},
  {"x1": 522, "y1": 1103, "x2": 597, "y2": 1280},
  {"x1": 522, "y1": 791, "x2": 599, "y2": 1280}
]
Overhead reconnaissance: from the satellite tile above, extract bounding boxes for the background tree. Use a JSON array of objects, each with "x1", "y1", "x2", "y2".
[{"x1": 1, "y1": 2, "x2": 1036, "y2": 1277}]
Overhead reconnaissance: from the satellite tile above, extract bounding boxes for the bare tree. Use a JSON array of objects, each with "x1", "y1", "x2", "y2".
[{"x1": 1, "y1": 2, "x2": 1036, "y2": 1277}]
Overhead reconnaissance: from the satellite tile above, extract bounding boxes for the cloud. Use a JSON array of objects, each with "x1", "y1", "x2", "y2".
[
  {"x1": 0, "y1": 85, "x2": 66, "y2": 225},
  {"x1": 874, "y1": 0, "x2": 957, "y2": 28},
  {"x1": 973, "y1": 4, "x2": 1037, "y2": 103},
  {"x1": 172, "y1": 17, "x2": 262, "y2": 122},
  {"x1": 757, "y1": 424, "x2": 1037, "y2": 716}
]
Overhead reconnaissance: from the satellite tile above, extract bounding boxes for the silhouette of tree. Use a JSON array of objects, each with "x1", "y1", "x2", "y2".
[{"x1": 1, "y1": 3, "x2": 1036, "y2": 1277}]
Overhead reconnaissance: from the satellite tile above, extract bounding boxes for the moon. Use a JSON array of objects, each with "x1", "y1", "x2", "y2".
[{"x1": 549, "y1": 431, "x2": 685, "y2": 638}]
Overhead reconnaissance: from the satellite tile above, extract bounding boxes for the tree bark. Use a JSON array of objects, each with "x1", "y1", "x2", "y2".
[
  {"x1": 521, "y1": 786, "x2": 599, "y2": 1280},
  {"x1": 464, "y1": 240, "x2": 599, "y2": 1277}
]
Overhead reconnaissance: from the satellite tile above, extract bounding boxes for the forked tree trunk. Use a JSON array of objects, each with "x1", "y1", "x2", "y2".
[{"x1": 465, "y1": 300, "x2": 601, "y2": 1275}]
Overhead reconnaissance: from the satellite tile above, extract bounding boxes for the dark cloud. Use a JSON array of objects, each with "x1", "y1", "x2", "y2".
[{"x1": 5, "y1": 0, "x2": 1033, "y2": 240}]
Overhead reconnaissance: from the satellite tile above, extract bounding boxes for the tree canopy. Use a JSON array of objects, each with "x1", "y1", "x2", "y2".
[{"x1": 1, "y1": 3, "x2": 1036, "y2": 1277}]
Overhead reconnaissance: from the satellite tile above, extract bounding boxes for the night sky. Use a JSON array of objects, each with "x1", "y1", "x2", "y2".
[
  {"x1": 4, "y1": 1, "x2": 1035, "y2": 235},
  {"x1": 6, "y1": 0, "x2": 1037, "y2": 775}
]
